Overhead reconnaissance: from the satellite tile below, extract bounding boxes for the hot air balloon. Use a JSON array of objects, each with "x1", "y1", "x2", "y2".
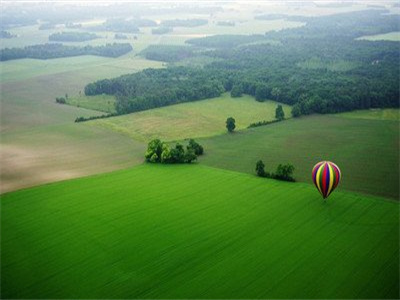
[{"x1": 312, "y1": 161, "x2": 341, "y2": 199}]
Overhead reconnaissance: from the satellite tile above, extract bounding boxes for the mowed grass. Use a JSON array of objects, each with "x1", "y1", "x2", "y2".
[
  {"x1": 339, "y1": 108, "x2": 399, "y2": 121},
  {"x1": 357, "y1": 31, "x2": 400, "y2": 41},
  {"x1": 89, "y1": 93, "x2": 291, "y2": 141},
  {"x1": 1, "y1": 164, "x2": 398, "y2": 299},
  {"x1": 198, "y1": 114, "x2": 399, "y2": 199},
  {"x1": 66, "y1": 94, "x2": 116, "y2": 113}
]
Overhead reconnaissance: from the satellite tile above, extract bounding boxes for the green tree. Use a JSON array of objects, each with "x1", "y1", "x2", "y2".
[
  {"x1": 149, "y1": 153, "x2": 158, "y2": 163},
  {"x1": 255, "y1": 84, "x2": 269, "y2": 102},
  {"x1": 291, "y1": 104, "x2": 301, "y2": 117},
  {"x1": 187, "y1": 139, "x2": 204, "y2": 155},
  {"x1": 231, "y1": 85, "x2": 243, "y2": 97},
  {"x1": 275, "y1": 104, "x2": 285, "y2": 121},
  {"x1": 274, "y1": 164, "x2": 295, "y2": 181},
  {"x1": 226, "y1": 117, "x2": 236, "y2": 133},
  {"x1": 145, "y1": 139, "x2": 163, "y2": 162},
  {"x1": 184, "y1": 148, "x2": 197, "y2": 163},
  {"x1": 160, "y1": 144, "x2": 172, "y2": 163},
  {"x1": 256, "y1": 160, "x2": 266, "y2": 177},
  {"x1": 271, "y1": 87, "x2": 281, "y2": 101},
  {"x1": 170, "y1": 143, "x2": 185, "y2": 163}
]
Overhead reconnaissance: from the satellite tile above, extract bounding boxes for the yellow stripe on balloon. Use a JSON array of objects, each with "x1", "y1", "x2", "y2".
[
  {"x1": 315, "y1": 162, "x2": 324, "y2": 195},
  {"x1": 327, "y1": 163, "x2": 334, "y2": 196}
]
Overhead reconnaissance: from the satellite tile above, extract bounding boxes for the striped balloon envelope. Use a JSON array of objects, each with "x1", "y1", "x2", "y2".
[{"x1": 312, "y1": 161, "x2": 341, "y2": 199}]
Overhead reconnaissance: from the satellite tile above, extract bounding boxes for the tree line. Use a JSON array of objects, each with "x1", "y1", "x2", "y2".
[
  {"x1": 140, "y1": 45, "x2": 195, "y2": 62},
  {"x1": 256, "y1": 160, "x2": 295, "y2": 182},
  {"x1": 49, "y1": 32, "x2": 99, "y2": 42},
  {"x1": 94, "y1": 18, "x2": 157, "y2": 33},
  {"x1": 0, "y1": 43, "x2": 133, "y2": 61},
  {"x1": 84, "y1": 67, "x2": 226, "y2": 114}
]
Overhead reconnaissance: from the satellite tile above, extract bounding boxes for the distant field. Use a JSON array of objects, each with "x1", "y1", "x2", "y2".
[
  {"x1": 357, "y1": 31, "x2": 400, "y2": 41},
  {"x1": 198, "y1": 115, "x2": 399, "y2": 199},
  {"x1": 89, "y1": 93, "x2": 291, "y2": 141},
  {"x1": 339, "y1": 108, "x2": 399, "y2": 121},
  {"x1": 297, "y1": 57, "x2": 360, "y2": 72},
  {"x1": 66, "y1": 94, "x2": 116, "y2": 113},
  {"x1": 0, "y1": 124, "x2": 145, "y2": 193},
  {"x1": 2, "y1": 164, "x2": 398, "y2": 299},
  {"x1": 0, "y1": 55, "x2": 163, "y2": 83}
]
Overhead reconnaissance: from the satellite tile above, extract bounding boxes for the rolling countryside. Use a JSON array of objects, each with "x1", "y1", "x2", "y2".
[
  {"x1": 1, "y1": 1, "x2": 399, "y2": 299},
  {"x1": 2, "y1": 164, "x2": 398, "y2": 299}
]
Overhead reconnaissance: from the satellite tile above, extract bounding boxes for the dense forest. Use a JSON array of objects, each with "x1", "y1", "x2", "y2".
[
  {"x1": 186, "y1": 34, "x2": 268, "y2": 49},
  {"x1": 85, "y1": 10, "x2": 400, "y2": 116},
  {"x1": 85, "y1": 67, "x2": 225, "y2": 114},
  {"x1": 0, "y1": 43, "x2": 133, "y2": 61},
  {"x1": 140, "y1": 45, "x2": 195, "y2": 62},
  {"x1": 48, "y1": 31, "x2": 99, "y2": 42}
]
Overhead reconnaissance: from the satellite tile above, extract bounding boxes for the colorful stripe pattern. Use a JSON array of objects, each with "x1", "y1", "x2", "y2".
[{"x1": 312, "y1": 161, "x2": 341, "y2": 199}]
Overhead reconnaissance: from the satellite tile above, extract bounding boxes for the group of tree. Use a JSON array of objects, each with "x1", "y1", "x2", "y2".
[
  {"x1": 114, "y1": 33, "x2": 128, "y2": 40},
  {"x1": 49, "y1": 32, "x2": 99, "y2": 42},
  {"x1": 160, "y1": 19, "x2": 208, "y2": 28},
  {"x1": 145, "y1": 138, "x2": 203, "y2": 164},
  {"x1": 0, "y1": 43, "x2": 133, "y2": 61},
  {"x1": 95, "y1": 18, "x2": 157, "y2": 33},
  {"x1": 85, "y1": 67, "x2": 225, "y2": 114},
  {"x1": 83, "y1": 10, "x2": 399, "y2": 117},
  {"x1": 0, "y1": 31, "x2": 16, "y2": 39},
  {"x1": 256, "y1": 160, "x2": 295, "y2": 182},
  {"x1": 55, "y1": 97, "x2": 66, "y2": 104},
  {"x1": 140, "y1": 45, "x2": 195, "y2": 62}
]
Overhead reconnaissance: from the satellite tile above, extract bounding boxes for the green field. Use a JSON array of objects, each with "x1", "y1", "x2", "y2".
[
  {"x1": 198, "y1": 115, "x2": 399, "y2": 199},
  {"x1": 2, "y1": 164, "x2": 398, "y2": 299},
  {"x1": 297, "y1": 57, "x2": 360, "y2": 72},
  {"x1": 339, "y1": 108, "x2": 399, "y2": 121},
  {"x1": 357, "y1": 31, "x2": 400, "y2": 41},
  {"x1": 89, "y1": 93, "x2": 291, "y2": 141},
  {"x1": 66, "y1": 94, "x2": 116, "y2": 113}
]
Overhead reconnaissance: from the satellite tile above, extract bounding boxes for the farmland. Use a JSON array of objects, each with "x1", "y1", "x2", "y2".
[
  {"x1": 89, "y1": 93, "x2": 291, "y2": 141},
  {"x1": 357, "y1": 31, "x2": 400, "y2": 41},
  {"x1": 1, "y1": 2, "x2": 399, "y2": 299},
  {"x1": 339, "y1": 108, "x2": 399, "y2": 121},
  {"x1": 2, "y1": 164, "x2": 398, "y2": 299},
  {"x1": 66, "y1": 94, "x2": 116, "y2": 113},
  {"x1": 198, "y1": 114, "x2": 399, "y2": 199}
]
